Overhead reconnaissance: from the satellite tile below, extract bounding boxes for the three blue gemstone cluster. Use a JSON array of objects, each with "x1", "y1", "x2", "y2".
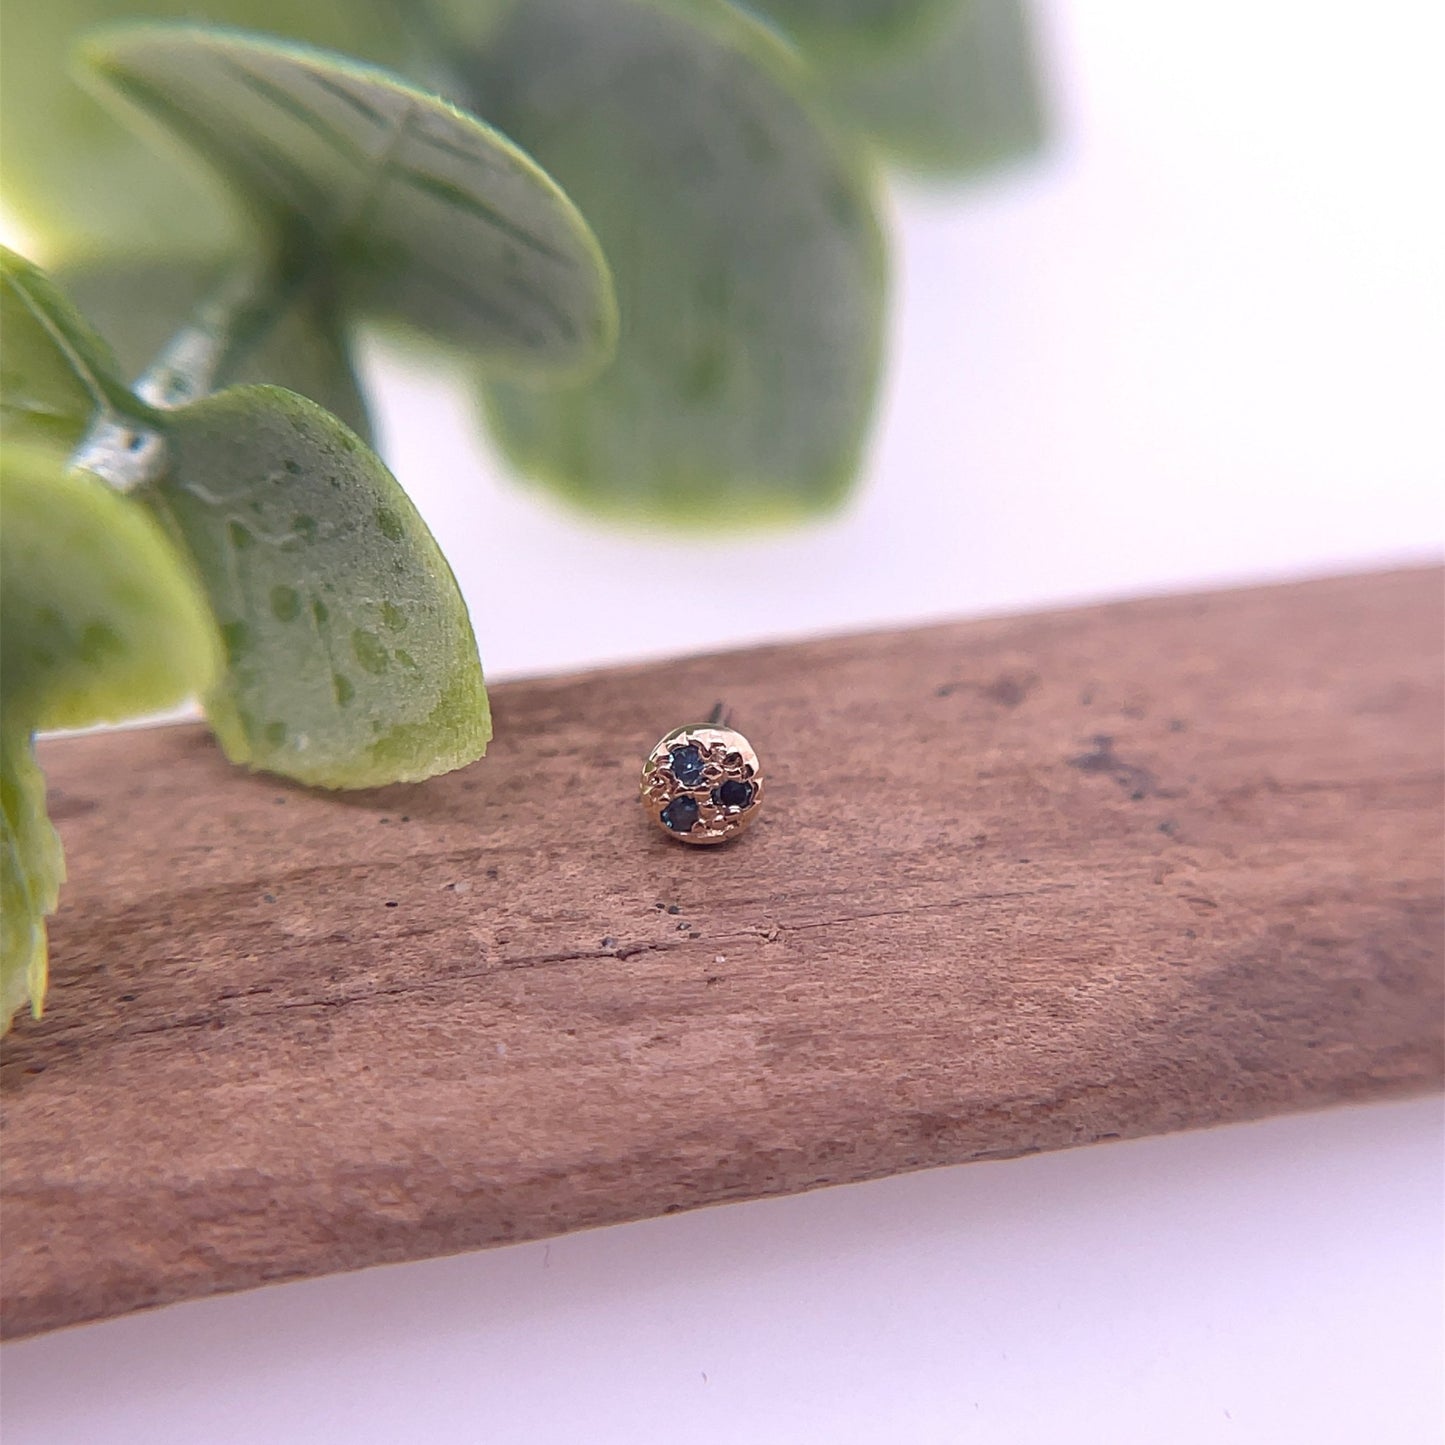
[
  {"x1": 641, "y1": 727, "x2": 763, "y2": 845},
  {"x1": 659, "y1": 745, "x2": 756, "y2": 833}
]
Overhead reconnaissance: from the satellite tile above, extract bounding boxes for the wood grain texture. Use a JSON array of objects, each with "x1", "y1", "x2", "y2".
[{"x1": 2, "y1": 568, "x2": 1441, "y2": 1339}]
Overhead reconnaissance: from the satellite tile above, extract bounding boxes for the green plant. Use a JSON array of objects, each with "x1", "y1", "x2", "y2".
[{"x1": 0, "y1": 0, "x2": 1043, "y2": 1030}]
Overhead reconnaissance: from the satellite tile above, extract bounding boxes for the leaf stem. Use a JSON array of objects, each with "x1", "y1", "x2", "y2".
[
  {"x1": 134, "y1": 260, "x2": 283, "y2": 409},
  {"x1": 72, "y1": 259, "x2": 293, "y2": 492}
]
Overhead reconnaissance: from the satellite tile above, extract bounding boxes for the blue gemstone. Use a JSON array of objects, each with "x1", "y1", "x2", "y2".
[
  {"x1": 714, "y1": 779, "x2": 754, "y2": 810},
  {"x1": 668, "y1": 745, "x2": 706, "y2": 786},
  {"x1": 661, "y1": 796, "x2": 700, "y2": 833}
]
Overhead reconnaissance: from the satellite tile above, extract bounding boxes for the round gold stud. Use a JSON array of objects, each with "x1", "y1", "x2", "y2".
[{"x1": 640, "y1": 706, "x2": 763, "y2": 846}]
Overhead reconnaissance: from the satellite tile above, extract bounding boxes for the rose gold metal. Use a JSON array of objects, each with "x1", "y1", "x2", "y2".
[{"x1": 640, "y1": 719, "x2": 764, "y2": 846}]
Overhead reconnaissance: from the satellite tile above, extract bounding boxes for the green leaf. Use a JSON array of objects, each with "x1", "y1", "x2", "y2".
[
  {"x1": 0, "y1": 447, "x2": 221, "y2": 1031},
  {"x1": 56, "y1": 253, "x2": 373, "y2": 444},
  {"x1": 80, "y1": 25, "x2": 617, "y2": 377},
  {"x1": 465, "y1": 0, "x2": 887, "y2": 525},
  {"x1": 741, "y1": 0, "x2": 951, "y2": 58},
  {"x1": 0, "y1": 447, "x2": 221, "y2": 732},
  {"x1": 0, "y1": 0, "x2": 410, "y2": 254},
  {"x1": 816, "y1": 0, "x2": 1047, "y2": 178},
  {"x1": 0, "y1": 245, "x2": 148, "y2": 453},
  {"x1": 1, "y1": 725, "x2": 63, "y2": 1032},
  {"x1": 146, "y1": 385, "x2": 489, "y2": 789}
]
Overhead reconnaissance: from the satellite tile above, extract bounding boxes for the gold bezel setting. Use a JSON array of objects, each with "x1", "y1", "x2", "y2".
[{"x1": 640, "y1": 724, "x2": 763, "y2": 845}]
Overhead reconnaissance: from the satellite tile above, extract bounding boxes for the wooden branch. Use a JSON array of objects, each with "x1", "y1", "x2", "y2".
[{"x1": 2, "y1": 568, "x2": 1441, "y2": 1339}]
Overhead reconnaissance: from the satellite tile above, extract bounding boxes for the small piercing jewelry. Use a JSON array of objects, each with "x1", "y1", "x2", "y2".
[{"x1": 640, "y1": 702, "x2": 764, "y2": 846}]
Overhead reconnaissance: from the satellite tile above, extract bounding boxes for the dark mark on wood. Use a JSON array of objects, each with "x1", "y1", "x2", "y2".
[
  {"x1": 46, "y1": 793, "x2": 98, "y2": 822},
  {"x1": 1068, "y1": 733, "x2": 1163, "y2": 800},
  {"x1": 936, "y1": 672, "x2": 1038, "y2": 707}
]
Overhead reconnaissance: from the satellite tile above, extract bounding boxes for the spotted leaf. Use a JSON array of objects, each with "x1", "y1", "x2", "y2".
[{"x1": 145, "y1": 384, "x2": 489, "y2": 789}]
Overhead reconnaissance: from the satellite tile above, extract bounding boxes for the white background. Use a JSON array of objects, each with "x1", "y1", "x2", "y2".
[{"x1": 2, "y1": 2, "x2": 1442, "y2": 1440}]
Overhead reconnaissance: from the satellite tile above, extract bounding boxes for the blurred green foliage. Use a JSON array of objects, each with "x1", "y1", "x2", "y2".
[{"x1": 0, "y1": 0, "x2": 1044, "y2": 1029}]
